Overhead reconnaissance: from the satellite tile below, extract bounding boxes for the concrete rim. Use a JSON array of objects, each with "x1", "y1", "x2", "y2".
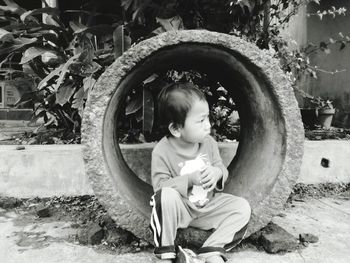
[{"x1": 82, "y1": 30, "x2": 304, "y2": 242}]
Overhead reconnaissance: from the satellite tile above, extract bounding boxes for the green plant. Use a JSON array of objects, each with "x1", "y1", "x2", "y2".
[
  {"x1": 309, "y1": 97, "x2": 334, "y2": 110},
  {"x1": 118, "y1": 69, "x2": 239, "y2": 143},
  {"x1": 118, "y1": 0, "x2": 348, "y2": 140},
  {"x1": 1, "y1": 0, "x2": 348, "y2": 143},
  {"x1": 0, "y1": 0, "x2": 128, "y2": 141},
  {"x1": 121, "y1": 1, "x2": 348, "y2": 101}
]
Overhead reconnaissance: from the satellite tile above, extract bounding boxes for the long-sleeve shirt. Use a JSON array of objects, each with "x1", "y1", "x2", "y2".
[{"x1": 151, "y1": 135, "x2": 228, "y2": 199}]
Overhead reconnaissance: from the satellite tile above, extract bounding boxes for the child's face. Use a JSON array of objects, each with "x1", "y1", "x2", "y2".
[{"x1": 178, "y1": 99, "x2": 211, "y2": 143}]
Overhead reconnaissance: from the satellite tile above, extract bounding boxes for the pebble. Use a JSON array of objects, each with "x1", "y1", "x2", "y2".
[{"x1": 299, "y1": 233, "x2": 319, "y2": 243}]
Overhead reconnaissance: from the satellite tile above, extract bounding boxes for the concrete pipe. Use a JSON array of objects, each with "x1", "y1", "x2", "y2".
[{"x1": 82, "y1": 30, "x2": 304, "y2": 243}]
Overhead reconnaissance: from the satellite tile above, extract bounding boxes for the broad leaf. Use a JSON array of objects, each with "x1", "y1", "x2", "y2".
[
  {"x1": 20, "y1": 47, "x2": 56, "y2": 64},
  {"x1": 121, "y1": 0, "x2": 134, "y2": 10},
  {"x1": 30, "y1": 106, "x2": 47, "y2": 126},
  {"x1": 68, "y1": 49, "x2": 100, "y2": 77},
  {"x1": 126, "y1": 92, "x2": 142, "y2": 115},
  {"x1": 0, "y1": 0, "x2": 26, "y2": 15},
  {"x1": 40, "y1": 32, "x2": 64, "y2": 47},
  {"x1": 113, "y1": 25, "x2": 131, "y2": 59},
  {"x1": 83, "y1": 76, "x2": 96, "y2": 92},
  {"x1": 56, "y1": 82, "x2": 75, "y2": 106},
  {"x1": 152, "y1": 27, "x2": 165, "y2": 35},
  {"x1": 72, "y1": 75, "x2": 97, "y2": 111},
  {"x1": 43, "y1": 14, "x2": 61, "y2": 27},
  {"x1": 54, "y1": 52, "x2": 82, "y2": 91},
  {"x1": 142, "y1": 87, "x2": 154, "y2": 134},
  {"x1": 143, "y1": 74, "x2": 158, "y2": 85},
  {"x1": 0, "y1": 28, "x2": 14, "y2": 42},
  {"x1": 33, "y1": 23, "x2": 66, "y2": 35},
  {"x1": 69, "y1": 21, "x2": 87, "y2": 33},
  {"x1": 68, "y1": 61, "x2": 101, "y2": 77},
  {"x1": 20, "y1": 7, "x2": 60, "y2": 22},
  {"x1": 0, "y1": 37, "x2": 37, "y2": 56},
  {"x1": 39, "y1": 51, "x2": 83, "y2": 92},
  {"x1": 72, "y1": 87, "x2": 85, "y2": 109},
  {"x1": 74, "y1": 24, "x2": 114, "y2": 36},
  {"x1": 156, "y1": 16, "x2": 184, "y2": 31},
  {"x1": 44, "y1": 112, "x2": 58, "y2": 127},
  {"x1": 135, "y1": 109, "x2": 143, "y2": 122},
  {"x1": 131, "y1": 0, "x2": 152, "y2": 22},
  {"x1": 236, "y1": 0, "x2": 255, "y2": 15},
  {"x1": 14, "y1": 91, "x2": 37, "y2": 105},
  {"x1": 0, "y1": 5, "x2": 18, "y2": 13},
  {"x1": 37, "y1": 63, "x2": 64, "y2": 90}
]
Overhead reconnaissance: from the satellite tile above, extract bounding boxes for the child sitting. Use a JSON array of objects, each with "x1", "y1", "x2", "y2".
[{"x1": 150, "y1": 82, "x2": 251, "y2": 263}]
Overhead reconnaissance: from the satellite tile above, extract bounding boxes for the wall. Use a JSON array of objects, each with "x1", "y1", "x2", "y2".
[
  {"x1": 0, "y1": 142, "x2": 349, "y2": 198},
  {"x1": 306, "y1": 0, "x2": 350, "y2": 127}
]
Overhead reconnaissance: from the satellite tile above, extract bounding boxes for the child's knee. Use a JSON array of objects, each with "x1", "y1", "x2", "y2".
[
  {"x1": 229, "y1": 196, "x2": 251, "y2": 222},
  {"x1": 238, "y1": 197, "x2": 251, "y2": 222},
  {"x1": 161, "y1": 187, "x2": 182, "y2": 206}
]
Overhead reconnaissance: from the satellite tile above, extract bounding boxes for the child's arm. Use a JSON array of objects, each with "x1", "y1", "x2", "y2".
[
  {"x1": 207, "y1": 136, "x2": 229, "y2": 191},
  {"x1": 152, "y1": 152, "x2": 200, "y2": 197}
]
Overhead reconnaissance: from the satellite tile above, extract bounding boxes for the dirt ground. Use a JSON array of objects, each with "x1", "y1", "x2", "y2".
[{"x1": 1, "y1": 183, "x2": 349, "y2": 263}]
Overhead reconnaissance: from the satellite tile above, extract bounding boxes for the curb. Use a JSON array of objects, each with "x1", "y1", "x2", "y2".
[{"x1": 0, "y1": 140, "x2": 349, "y2": 198}]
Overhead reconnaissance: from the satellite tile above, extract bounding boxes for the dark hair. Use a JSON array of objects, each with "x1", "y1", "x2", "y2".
[{"x1": 158, "y1": 82, "x2": 207, "y2": 131}]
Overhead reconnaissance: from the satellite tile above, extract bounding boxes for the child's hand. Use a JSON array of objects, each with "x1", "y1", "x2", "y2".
[
  {"x1": 188, "y1": 171, "x2": 202, "y2": 186},
  {"x1": 200, "y1": 166, "x2": 222, "y2": 192}
]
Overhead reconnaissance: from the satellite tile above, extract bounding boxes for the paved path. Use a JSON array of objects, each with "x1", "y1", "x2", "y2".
[{"x1": 1, "y1": 197, "x2": 349, "y2": 263}]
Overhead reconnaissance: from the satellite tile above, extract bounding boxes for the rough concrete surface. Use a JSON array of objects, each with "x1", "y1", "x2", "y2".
[
  {"x1": 1, "y1": 196, "x2": 349, "y2": 263},
  {"x1": 0, "y1": 145, "x2": 93, "y2": 197}
]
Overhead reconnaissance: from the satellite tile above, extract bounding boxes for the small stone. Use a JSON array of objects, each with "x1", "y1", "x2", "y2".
[
  {"x1": 99, "y1": 214, "x2": 115, "y2": 228},
  {"x1": 276, "y1": 213, "x2": 287, "y2": 218},
  {"x1": 139, "y1": 239, "x2": 150, "y2": 247},
  {"x1": 321, "y1": 158, "x2": 330, "y2": 168},
  {"x1": 249, "y1": 222, "x2": 299, "y2": 254},
  {"x1": 86, "y1": 223, "x2": 105, "y2": 245},
  {"x1": 16, "y1": 146, "x2": 25, "y2": 150},
  {"x1": 105, "y1": 227, "x2": 131, "y2": 245},
  {"x1": 100, "y1": 215, "x2": 134, "y2": 246},
  {"x1": 299, "y1": 233, "x2": 319, "y2": 244},
  {"x1": 77, "y1": 223, "x2": 105, "y2": 245},
  {"x1": 37, "y1": 207, "x2": 51, "y2": 218}
]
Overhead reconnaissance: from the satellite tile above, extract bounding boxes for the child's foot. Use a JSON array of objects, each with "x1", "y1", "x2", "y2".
[
  {"x1": 176, "y1": 246, "x2": 204, "y2": 263},
  {"x1": 204, "y1": 255, "x2": 225, "y2": 263}
]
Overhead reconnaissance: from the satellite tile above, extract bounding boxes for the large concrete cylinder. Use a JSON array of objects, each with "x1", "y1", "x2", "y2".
[{"x1": 82, "y1": 30, "x2": 304, "y2": 243}]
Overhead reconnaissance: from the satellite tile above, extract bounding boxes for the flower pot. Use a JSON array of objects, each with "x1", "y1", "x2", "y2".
[
  {"x1": 300, "y1": 108, "x2": 318, "y2": 128},
  {"x1": 317, "y1": 108, "x2": 336, "y2": 129}
]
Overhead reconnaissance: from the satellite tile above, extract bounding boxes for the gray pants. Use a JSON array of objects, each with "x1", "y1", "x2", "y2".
[{"x1": 150, "y1": 187, "x2": 251, "y2": 260}]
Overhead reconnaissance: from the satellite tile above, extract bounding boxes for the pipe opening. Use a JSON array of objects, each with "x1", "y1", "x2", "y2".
[{"x1": 103, "y1": 43, "x2": 286, "y2": 217}]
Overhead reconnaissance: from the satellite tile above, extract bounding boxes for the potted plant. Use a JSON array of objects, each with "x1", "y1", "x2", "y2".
[
  {"x1": 300, "y1": 96, "x2": 336, "y2": 129},
  {"x1": 308, "y1": 97, "x2": 335, "y2": 129},
  {"x1": 314, "y1": 98, "x2": 336, "y2": 129}
]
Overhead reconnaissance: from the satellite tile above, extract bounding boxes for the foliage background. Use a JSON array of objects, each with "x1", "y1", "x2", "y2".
[{"x1": 0, "y1": 0, "x2": 347, "y2": 143}]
